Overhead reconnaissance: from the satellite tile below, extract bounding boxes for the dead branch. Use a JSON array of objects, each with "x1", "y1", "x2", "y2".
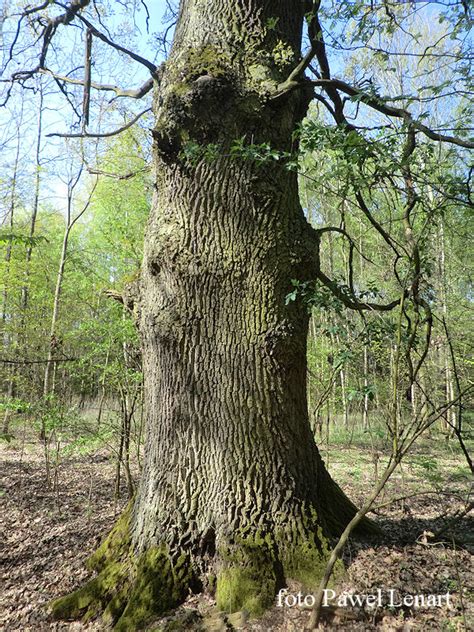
[
  {"x1": 39, "y1": 69, "x2": 154, "y2": 99},
  {"x1": 46, "y1": 107, "x2": 151, "y2": 138}
]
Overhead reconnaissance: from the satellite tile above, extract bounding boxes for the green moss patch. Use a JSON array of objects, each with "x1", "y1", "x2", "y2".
[
  {"x1": 176, "y1": 45, "x2": 231, "y2": 82},
  {"x1": 278, "y1": 515, "x2": 343, "y2": 590},
  {"x1": 87, "y1": 500, "x2": 133, "y2": 573},
  {"x1": 216, "y1": 533, "x2": 278, "y2": 615},
  {"x1": 50, "y1": 501, "x2": 193, "y2": 632},
  {"x1": 114, "y1": 547, "x2": 192, "y2": 631},
  {"x1": 215, "y1": 514, "x2": 343, "y2": 617},
  {"x1": 50, "y1": 560, "x2": 129, "y2": 622}
]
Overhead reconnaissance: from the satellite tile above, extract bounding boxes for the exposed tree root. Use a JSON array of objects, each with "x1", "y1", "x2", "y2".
[
  {"x1": 50, "y1": 503, "x2": 192, "y2": 630},
  {"x1": 49, "y1": 499, "x2": 371, "y2": 631}
]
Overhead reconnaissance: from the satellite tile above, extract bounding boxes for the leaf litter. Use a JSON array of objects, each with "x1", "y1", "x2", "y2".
[{"x1": 1, "y1": 439, "x2": 472, "y2": 631}]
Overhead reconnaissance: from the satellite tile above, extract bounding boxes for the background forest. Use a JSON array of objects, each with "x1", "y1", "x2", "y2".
[{"x1": 1, "y1": 0, "x2": 473, "y2": 630}]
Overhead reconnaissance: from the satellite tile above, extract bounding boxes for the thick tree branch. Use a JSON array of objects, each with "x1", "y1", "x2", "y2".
[
  {"x1": 40, "y1": 0, "x2": 91, "y2": 71},
  {"x1": 316, "y1": 268, "x2": 403, "y2": 312},
  {"x1": 278, "y1": 4, "x2": 472, "y2": 149},
  {"x1": 104, "y1": 288, "x2": 137, "y2": 317},
  {"x1": 304, "y1": 220, "x2": 404, "y2": 313},
  {"x1": 285, "y1": 1, "x2": 322, "y2": 85},
  {"x1": 8, "y1": 1, "x2": 90, "y2": 82}
]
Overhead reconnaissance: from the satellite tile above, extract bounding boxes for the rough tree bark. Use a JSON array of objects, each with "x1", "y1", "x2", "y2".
[{"x1": 51, "y1": 1, "x2": 376, "y2": 629}]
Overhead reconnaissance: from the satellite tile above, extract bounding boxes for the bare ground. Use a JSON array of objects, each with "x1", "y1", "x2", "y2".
[{"x1": 1, "y1": 435, "x2": 472, "y2": 631}]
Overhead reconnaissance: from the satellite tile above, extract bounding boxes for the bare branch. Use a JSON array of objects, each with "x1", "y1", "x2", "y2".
[
  {"x1": 276, "y1": 77, "x2": 474, "y2": 149},
  {"x1": 39, "y1": 69, "x2": 154, "y2": 99},
  {"x1": 38, "y1": 0, "x2": 91, "y2": 70},
  {"x1": 7, "y1": 0, "x2": 91, "y2": 81},
  {"x1": 0, "y1": 357, "x2": 78, "y2": 364},
  {"x1": 46, "y1": 107, "x2": 151, "y2": 138},
  {"x1": 7, "y1": 0, "x2": 158, "y2": 96},
  {"x1": 76, "y1": 13, "x2": 158, "y2": 76},
  {"x1": 82, "y1": 28, "x2": 92, "y2": 130},
  {"x1": 87, "y1": 166, "x2": 150, "y2": 180}
]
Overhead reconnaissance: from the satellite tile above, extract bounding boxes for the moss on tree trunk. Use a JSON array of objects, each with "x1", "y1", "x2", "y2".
[{"x1": 51, "y1": 505, "x2": 349, "y2": 628}]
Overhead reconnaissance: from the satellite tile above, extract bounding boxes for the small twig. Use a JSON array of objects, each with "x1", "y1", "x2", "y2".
[{"x1": 372, "y1": 489, "x2": 466, "y2": 512}]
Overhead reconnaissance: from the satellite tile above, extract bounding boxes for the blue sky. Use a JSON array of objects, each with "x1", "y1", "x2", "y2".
[{"x1": 0, "y1": 1, "x2": 470, "y2": 223}]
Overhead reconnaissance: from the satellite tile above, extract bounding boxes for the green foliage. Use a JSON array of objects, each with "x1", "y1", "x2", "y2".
[
  {"x1": 301, "y1": 11, "x2": 473, "y2": 438},
  {"x1": 0, "y1": 397, "x2": 31, "y2": 413},
  {"x1": 180, "y1": 137, "x2": 300, "y2": 170},
  {"x1": 347, "y1": 384, "x2": 376, "y2": 403},
  {"x1": 286, "y1": 279, "x2": 344, "y2": 313},
  {"x1": 180, "y1": 141, "x2": 220, "y2": 165},
  {"x1": 60, "y1": 429, "x2": 115, "y2": 457},
  {"x1": 1, "y1": 130, "x2": 148, "y2": 452},
  {"x1": 411, "y1": 456, "x2": 443, "y2": 485},
  {"x1": 265, "y1": 16, "x2": 279, "y2": 31},
  {"x1": 0, "y1": 232, "x2": 47, "y2": 246}
]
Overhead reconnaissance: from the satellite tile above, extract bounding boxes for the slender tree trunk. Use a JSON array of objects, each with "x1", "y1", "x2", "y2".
[
  {"x1": 363, "y1": 344, "x2": 369, "y2": 429},
  {"x1": 43, "y1": 225, "x2": 69, "y2": 400},
  {"x1": 114, "y1": 401, "x2": 124, "y2": 500},
  {"x1": 21, "y1": 84, "x2": 43, "y2": 312},
  {"x1": 2, "y1": 101, "x2": 24, "y2": 435},
  {"x1": 1, "y1": 104, "x2": 22, "y2": 324},
  {"x1": 3, "y1": 87, "x2": 43, "y2": 436},
  {"x1": 2, "y1": 378, "x2": 15, "y2": 436},
  {"x1": 439, "y1": 219, "x2": 457, "y2": 433},
  {"x1": 339, "y1": 354, "x2": 349, "y2": 428},
  {"x1": 120, "y1": 311, "x2": 135, "y2": 498},
  {"x1": 52, "y1": 3, "x2": 376, "y2": 628},
  {"x1": 96, "y1": 347, "x2": 110, "y2": 430},
  {"x1": 358, "y1": 228, "x2": 370, "y2": 430},
  {"x1": 42, "y1": 168, "x2": 93, "y2": 437}
]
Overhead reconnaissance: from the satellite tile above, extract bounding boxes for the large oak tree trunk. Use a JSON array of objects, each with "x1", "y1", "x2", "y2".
[{"x1": 52, "y1": 2, "x2": 375, "y2": 629}]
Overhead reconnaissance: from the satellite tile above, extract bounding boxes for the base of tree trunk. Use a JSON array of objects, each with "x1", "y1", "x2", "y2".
[
  {"x1": 49, "y1": 503, "x2": 190, "y2": 631},
  {"x1": 49, "y1": 494, "x2": 378, "y2": 630}
]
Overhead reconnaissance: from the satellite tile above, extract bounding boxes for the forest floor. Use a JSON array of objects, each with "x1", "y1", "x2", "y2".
[{"x1": 1, "y1": 426, "x2": 472, "y2": 631}]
